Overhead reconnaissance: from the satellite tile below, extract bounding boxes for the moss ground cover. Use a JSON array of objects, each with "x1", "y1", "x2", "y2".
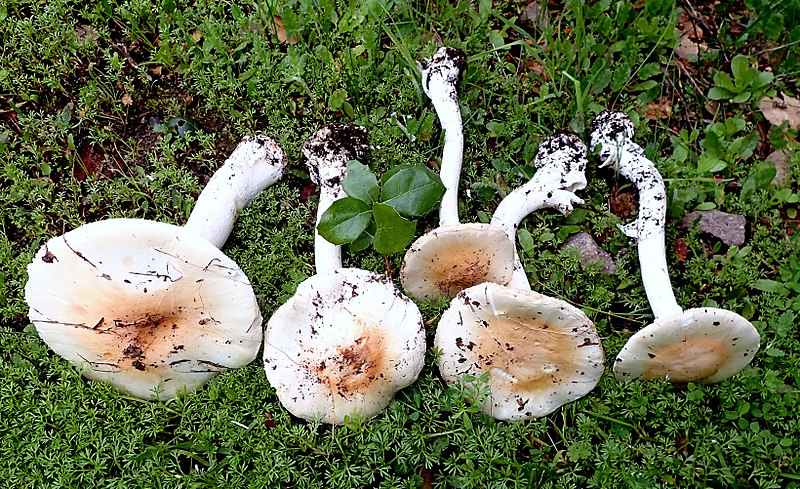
[{"x1": 1, "y1": 0, "x2": 799, "y2": 486}]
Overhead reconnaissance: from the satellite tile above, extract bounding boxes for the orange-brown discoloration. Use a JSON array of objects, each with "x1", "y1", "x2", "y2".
[
  {"x1": 473, "y1": 316, "x2": 581, "y2": 392},
  {"x1": 640, "y1": 337, "x2": 725, "y2": 383},
  {"x1": 313, "y1": 334, "x2": 385, "y2": 398},
  {"x1": 433, "y1": 252, "x2": 494, "y2": 297}
]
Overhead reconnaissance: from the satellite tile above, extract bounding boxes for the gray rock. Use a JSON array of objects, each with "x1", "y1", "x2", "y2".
[
  {"x1": 562, "y1": 232, "x2": 617, "y2": 274},
  {"x1": 680, "y1": 210, "x2": 746, "y2": 246}
]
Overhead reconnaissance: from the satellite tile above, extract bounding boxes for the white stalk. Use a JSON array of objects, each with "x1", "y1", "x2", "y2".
[
  {"x1": 303, "y1": 124, "x2": 370, "y2": 273},
  {"x1": 491, "y1": 133, "x2": 587, "y2": 290},
  {"x1": 185, "y1": 135, "x2": 287, "y2": 248},
  {"x1": 590, "y1": 111, "x2": 682, "y2": 319},
  {"x1": 419, "y1": 47, "x2": 466, "y2": 227}
]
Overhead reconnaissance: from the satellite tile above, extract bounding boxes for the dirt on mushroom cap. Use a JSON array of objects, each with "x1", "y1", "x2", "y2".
[
  {"x1": 264, "y1": 268, "x2": 425, "y2": 424},
  {"x1": 613, "y1": 307, "x2": 760, "y2": 384},
  {"x1": 435, "y1": 282, "x2": 605, "y2": 420},
  {"x1": 25, "y1": 218, "x2": 262, "y2": 400}
]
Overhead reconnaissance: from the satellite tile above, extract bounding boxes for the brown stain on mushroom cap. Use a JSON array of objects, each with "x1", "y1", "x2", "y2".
[
  {"x1": 638, "y1": 337, "x2": 725, "y2": 383},
  {"x1": 311, "y1": 333, "x2": 386, "y2": 398},
  {"x1": 472, "y1": 315, "x2": 586, "y2": 392}
]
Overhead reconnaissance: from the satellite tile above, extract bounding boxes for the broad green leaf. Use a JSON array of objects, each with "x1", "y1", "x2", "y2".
[
  {"x1": 328, "y1": 88, "x2": 347, "y2": 110},
  {"x1": 373, "y1": 203, "x2": 416, "y2": 255},
  {"x1": 707, "y1": 86, "x2": 732, "y2": 101},
  {"x1": 342, "y1": 160, "x2": 379, "y2": 203},
  {"x1": 713, "y1": 71, "x2": 736, "y2": 92},
  {"x1": 732, "y1": 92, "x2": 751, "y2": 104},
  {"x1": 317, "y1": 197, "x2": 372, "y2": 245},
  {"x1": 380, "y1": 164, "x2": 446, "y2": 217},
  {"x1": 730, "y1": 55, "x2": 754, "y2": 85},
  {"x1": 348, "y1": 221, "x2": 375, "y2": 252}
]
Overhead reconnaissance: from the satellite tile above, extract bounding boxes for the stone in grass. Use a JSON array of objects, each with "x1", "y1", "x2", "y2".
[
  {"x1": 561, "y1": 231, "x2": 617, "y2": 274},
  {"x1": 680, "y1": 210, "x2": 746, "y2": 247}
]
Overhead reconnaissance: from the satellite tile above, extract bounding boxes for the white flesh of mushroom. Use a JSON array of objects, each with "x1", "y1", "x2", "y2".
[
  {"x1": 590, "y1": 110, "x2": 760, "y2": 383},
  {"x1": 264, "y1": 124, "x2": 425, "y2": 424}
]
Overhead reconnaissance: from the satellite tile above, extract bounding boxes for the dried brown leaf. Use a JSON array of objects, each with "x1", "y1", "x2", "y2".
[
  {"x1": 121, "y1": 94, "x2": 133, "y2": 106},
  {"x1": 269, "y1": 16, "x2": 298, "y2": 45},
  {"x1": 759, "y1": 94, "x2": 800, "y2": 130},
  {"x1": 674, "y1": 12, "x2": 707, "y2": 60},
  {"x1": 643, "y1": 97, "x2": 672, "y2": 120}
]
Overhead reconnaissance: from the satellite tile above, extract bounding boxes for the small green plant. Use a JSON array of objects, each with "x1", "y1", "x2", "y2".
[
  {"x1": 707, "y1": 54, "x2": 774, "y2": 104},
  {"x1": 318, "y1": 160, "x2": 445, "y2": 255}
]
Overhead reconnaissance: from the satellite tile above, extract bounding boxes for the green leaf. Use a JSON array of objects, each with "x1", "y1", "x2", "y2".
[
  {"x1": 380, "y1": 164, "x2": 446, "y2": 217},
  {"x1": 348, "y1": 221, "x2": 375, "y2": 252},
  {"x1": 707, "y1": 86, "x2": 732, "y2": 101},
  {"x1": 372, "y1": 203, "x2": 416, "y2": 255},
  {"x1": 342, "y1": 160, "x2": 379, "y2": 203},
  {"x1": 730, "y1": 55, "x2": 754, "y2": 85},
  {"x1": 732, "y1": 92, "x2": 751, "y2": 104},
  {"x1": 713, "y1": 71, "x2": 736, "y2": 92},
  {"x1": 328, "y1": 88, "x2": 347, "y2": 110},
  {"x1": 317, "y1": 197, "x2": 372, "y2": 245}
]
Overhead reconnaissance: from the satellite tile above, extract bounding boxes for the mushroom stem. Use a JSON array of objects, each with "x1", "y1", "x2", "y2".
[
  {"x1": 590, "y1": 111, "x2": 682, "y2": 319},
  {"x1": 185, "y1": 136, "x2": 287, "y2": 248},
  {"x1": 419, "y1": 47, "x2": 467, "y2": 227},
  {"x1": 302, "y1": 124, "x2": 371, "y2": 273},
  {"x1": 492, "y1": 189, "x2": 584, "y2": 290},
  {"x1": 490, "y1": 132, "x2": 588, "y2": 291}
]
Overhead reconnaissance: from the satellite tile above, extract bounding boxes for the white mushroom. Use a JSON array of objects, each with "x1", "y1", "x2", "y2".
[
  {"x1": 25, "y1": 136, "x2": 287, "y2": 400},
  {"x1": 590, "y1": 110, "x2": 760, "y2": 383},
  {"x1": 490, "y1": 132, "x2": 588, "y2": 290},
  {"x1": 435, "y1": 135, "x2": 605, "y2": 421},
  {"x1": 401, "y1": 47, "x2": 516, "y2": 300},
  {"x1": 263, "y1": 124, "x2": 426, "y2": 425}
]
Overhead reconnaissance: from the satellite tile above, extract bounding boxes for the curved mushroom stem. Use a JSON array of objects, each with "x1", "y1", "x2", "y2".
[
  {"x1": 491, "y1": 132, "x2": 588, "y2": 290},
  {"x1": 590, "y1": 111, "x2": 682, "y2": 319},
  {"x1": 303, "y1": 124, "x2": 371, "y2": 273},
  {"x1": 185, "y1": 135, "x2": 287, "y2": 248},
  {"x1": 419, "y1": 47, "x2": 467, "y2": 227},
  {"x1": 492, "y1": 189, "x2": 584, "y2": 290}
]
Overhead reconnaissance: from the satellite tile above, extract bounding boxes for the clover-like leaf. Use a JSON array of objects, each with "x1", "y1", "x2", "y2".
[
  {"x1": 373, "y1": 203, "x2": 416, "y2": 255},
  {"x1": 380, "y1": 164, "x2": 445, "y2": 217},
  {"x1": 342, "y1": 160, "x2": 379, "y2": 203},
  {"x1": 317, "y1": 197, "x2": 372, "y2": 245}
]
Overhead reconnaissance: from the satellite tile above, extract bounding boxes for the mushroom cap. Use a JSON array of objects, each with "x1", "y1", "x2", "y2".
[
  {"x1": 613, "y1": 307, "x2": 760, "y2": 384},
  {"x1": 25, "y1": 218, "x2": 262, "y2": 400},
  {"x1": 435, "y1": 282, "x2": 605, "y2": 420},
  {"x1": 263, "y1": 268, "x2": 426, "y2": 424},
  {"x1": 400, "y1": 223, "x2": 516, "y2": 301}
]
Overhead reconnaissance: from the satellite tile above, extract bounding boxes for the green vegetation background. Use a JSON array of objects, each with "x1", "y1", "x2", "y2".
[{"x1": 1, "y1": 0, "x2": 799, "y2": 487}]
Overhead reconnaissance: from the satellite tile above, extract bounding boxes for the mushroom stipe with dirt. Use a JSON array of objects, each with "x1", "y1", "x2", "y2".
[{"x1": 590, "y1": 110, "x2": 760, "y2": 384}]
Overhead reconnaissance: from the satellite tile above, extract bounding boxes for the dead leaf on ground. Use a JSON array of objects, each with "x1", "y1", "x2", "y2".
[
  {"x1": 764, "y1": 149, "x2": 794, "y2": 185},
  {"x1": 191, "y1": 29, "x2": 203, "y2": 43},
  {"x1": 759, "y1": 94, "x2": 800, "y2": 130},
  {"x1": 121, "y1": 94, "x2": 133, "y2": 106},
  {"x1": 675, "y1": 12, "x2": 708, "y2": 60},
  {"x1": 268, "y1": 16, "x2": 298, "y2": 45},
  {"x1": 74, "y1": 144, "x2": 105, "y2": 181},
  {"x1": 643, "y1": 97, "x2": 672, "y2": 120},
  {"x1": 75, "y1": 25, "x2": 98, "y2": 46},
  {"x1": 520, "y1": 1, "x2": 549, "y2": 32}
]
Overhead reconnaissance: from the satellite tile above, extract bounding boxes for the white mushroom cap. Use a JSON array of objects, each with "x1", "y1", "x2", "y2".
[
  {"x1": 400, "y1": 223, "x2": 515, "y2": 301},
  {"x1": 613, "y1": 307, "x2": 760, "y2": 383},
  {"x1": 435, "y1": 282, "x2": 605, "y2": 420},
  {"x1": 263, "y1": 268, "x2": 425, "y2": 424},
  {"x1": 25, "y1": 218, "x2": 262, "y2": 400}
]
